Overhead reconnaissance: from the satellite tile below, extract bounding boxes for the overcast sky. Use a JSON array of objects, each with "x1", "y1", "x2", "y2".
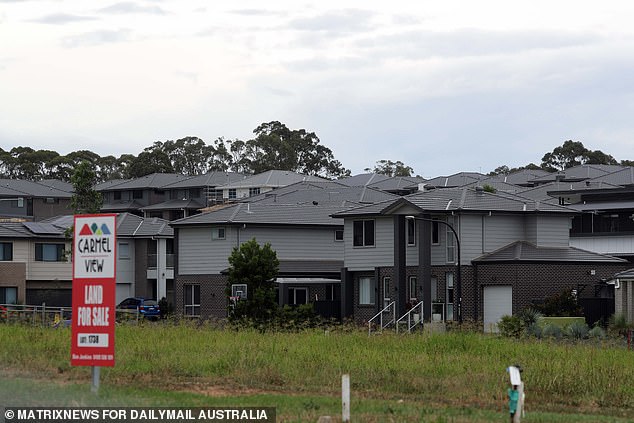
[{"x1": 2, "y1": 1, "x2": 634, "y2": 178}]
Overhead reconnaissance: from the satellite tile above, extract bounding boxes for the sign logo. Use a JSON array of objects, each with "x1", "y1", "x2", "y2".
[{"x1": 79, "y1": 223, "x2": 112, "y2": 236}]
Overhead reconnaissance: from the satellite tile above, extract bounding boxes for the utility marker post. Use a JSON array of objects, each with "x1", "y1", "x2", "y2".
[
  {"x1": 91, "y1": 366, "x2": 100, "y2": 394},
  {"x1": 342, "y1": 374, "x2": 350, "y2": 423}
]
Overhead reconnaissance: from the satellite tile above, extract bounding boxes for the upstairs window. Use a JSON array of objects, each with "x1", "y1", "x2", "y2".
[
  {"x1": 0, "y1": 242, "x2": 12, "y2": 261},
  {"x1": 211, "y1": 227, "x2": 226, "y2": 240},
  {"x1": 407, "y1": 218, "x2": 416, "y2": 246},
  {"x1": 132, "y1": 190, "x2": 143, "y2": 199},
  {"x1": 228, "y1": 189, "x2": 237, "y2": 199},
  {"x1": 249, "y1": 187, "x2": 261, "y2": 196},
  {"x1": 114, "y1": 191, "x2": 122, "y2": 201},
  {"x1": 334, "y1": 229, "x2": 344, "y2": 242},
  {"x1": 35, "y1": 243, "x2": 65, "y2": 262},
  {"x1": 353, "y1": 220, "x2": 375, "y2": 247}
]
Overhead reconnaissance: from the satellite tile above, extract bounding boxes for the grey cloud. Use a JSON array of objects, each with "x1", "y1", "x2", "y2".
[
  {"x1": 30, "y1": 13, "x2": 97, "y2": 25},
  {"x1": 229, "y1": 9, "x2": 286, "y2": 17},
  {"x1": 61, "y1": 29, "x2": 132, "y2": 48},
  {"x1": 287, "y1": 9, "x2": 375, "y2": 34},
  {"x1": 98, "y1": 2, "x2": 167, "y2": 15},
  {"x1": 355, "y1": 28, "x2": 603, "y2": 60}
]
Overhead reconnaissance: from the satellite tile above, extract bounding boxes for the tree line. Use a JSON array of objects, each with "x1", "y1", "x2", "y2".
[
  {"x1": 1, "y1": 123, "x2": 632, "y2": 183},
  {"x1": 0, "y1": 122, "x2": 351, "y2": 182}
]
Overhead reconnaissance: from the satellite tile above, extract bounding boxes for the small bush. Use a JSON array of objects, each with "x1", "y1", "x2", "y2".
[
  {"x1": 588, "y1": 325, "x2": 606, "y2": 339},
  {"x1": 517, "y1": 308, "x2": 543, "y2": 327},
  {"x1": 524, "y1": 322, "x2": 542, "y2": 339},
  {"x1": 542, "y1": 323, "x2": 563, "y2": 339},
  {"x1": 565, "y1": 321, "x2": 589, "y2": 339},
  {"x1": 498, "y1": 315, "x2": 523, "y2": 338},
  {"x1": 608, "y1": 313, "x2": 631, "y2": 337}
]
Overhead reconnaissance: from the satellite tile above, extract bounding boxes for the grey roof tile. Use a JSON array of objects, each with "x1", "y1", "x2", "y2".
[
  {"x1": 171, "y1": 202, "x2": 346, "y2": 227},
  {"x1": 423, "y1": 172, "x2": 486, "y2": 188},
  {"x1": 218, "y1": 170, "x2": 328, "y2": 189},
  {"x1": 96, "y1": 173, "x2": 190, "y2": 191},
  {"x1": 140, "y1": 198, "x2": 204, "y2": 211},
  {"x1": 0, "y1": 179, "x2": 72, "y2": 198},
  {"x1": 161, "y1": 172, "x2": 246, "y2": 189},
  {"x1": 337, "y1": 173, "x2": 392, "y2": 187},
  {"x1": 474, "y1": 241, "x2": 627, "y2": 263}
]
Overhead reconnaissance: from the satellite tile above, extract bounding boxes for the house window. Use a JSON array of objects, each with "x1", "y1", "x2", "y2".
[
  {"x1": 446, "y1": 272, "x2": 454, "y2": 321},
  {"x1": 431, "y1": 276, "x2": 438, "y2": 302},
  {"x1": 44, "y1": 197, "x2": 58, "y2": 204},
  {"x1": 211, "y1": 227, "x2": 226, "y2": 240},
  {"x1": 118, "y1": 242, "x2": 130, "y2": 259},
  {"x1": 231, "y1": 284, "x2": 247, "y2": 300},
  {"x1": 446, "y1": 217, "x2": 455, "y2": 263},
  {"x1": 0, "y1": 287, "x2": 17, "y2": 304},
  {"x1": 184, "y1": 284, "x2": 200, "y2": 317},
  {"x1": 383, "y1": 277, "x2": 391, "y2": 308},
  {"x1": 228, "y1": 189, "x2": 237, "y2": 199},
  {"x1": 359, "y1": 276, "x2": 375, "y2": 305},
  {"x1": 288, "y1": 287, "x2": 308, "y2": 305},
  {"x1": 407, "y1": 218, "x2": 416, "y2": 246},
  {"x1": 35, "y1": 243, "x2": 65, "y2": 262},
  {"x1": 326, "y1": 284, "x2": 336, "y2": 301},
  {"x1": 132, "y1": 190, "x2": 143, "y2": 199},
  {"x1": 334, "y1": 229, "x2": 344, "y2": 242},
  {"x1": 431, "y1": 220, "x2": 439, "y2": 244},
  {"x1": 114, "y1": 191, "x2": 122, "y2": 201},
  {"x1": 249, "y1": 187, "x2": 261, "y2": 196},
  {"x1": 353, "y1": 220, "x2": 375, "y2": 247},
  {"x1": 188, "y1": 188, "x2": 201, "y2": 198},
  {"x1": 409, "y1": 276, "x2": 417, "y2": 301},
  {"x1": 0, "y1": 242, "x2": 13, "y2": 261}
]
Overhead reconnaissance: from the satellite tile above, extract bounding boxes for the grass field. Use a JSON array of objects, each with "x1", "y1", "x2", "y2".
[{"x1": 1, "y1": 321, "x2": 633, "y2": 422}]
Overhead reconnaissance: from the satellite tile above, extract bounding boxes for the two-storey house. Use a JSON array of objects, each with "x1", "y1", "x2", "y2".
[
  {"x1": 169, "y1": 181, "x2": 399, "y2": 319},
  {"x1": 332, "y1": 186, "x2": 628, "y2": 331}
]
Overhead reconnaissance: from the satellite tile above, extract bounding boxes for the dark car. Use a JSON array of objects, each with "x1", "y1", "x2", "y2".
[{"x1": 117, "y1": 297, "x2": 161, "y2": 320}]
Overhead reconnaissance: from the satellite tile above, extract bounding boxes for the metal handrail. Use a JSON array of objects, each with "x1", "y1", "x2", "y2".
[
  {"x1": 368, "y1": 301, "x2": 396, "y2": 335},
  {"x1": 396, "y1": 301, "x2": 424, "y2": 333}
]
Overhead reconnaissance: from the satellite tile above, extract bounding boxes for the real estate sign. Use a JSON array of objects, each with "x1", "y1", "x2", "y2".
[{"x1": 71, "y1": 214, "x2": 116, "y2": 367}]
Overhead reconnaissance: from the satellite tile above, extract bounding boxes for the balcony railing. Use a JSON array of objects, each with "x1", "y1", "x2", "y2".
[{"x1": 147, "y1": 254, "x2": 174, "y2": 268}]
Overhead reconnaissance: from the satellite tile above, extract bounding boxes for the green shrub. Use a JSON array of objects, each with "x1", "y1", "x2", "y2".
[
  {"x1": 498, "y1": 315, "x2": 523, "y2": 338},
  {"x1": 524, "y1": 322, "x2": 542, "y2": 338},
  {"x1": 588, "y1": 325, "x2": 606, "y2": 339},
  {"x1": 565, "y1": 321, "x2": 589, "y2": 339},
  {"x1": 534, "y1": 288, "x2": 583, "y2": 317},
  {"x1": 542, "y1": 323, "x2": 563, "y2": 339},
  {"x1": 608, "y1": 313, "x2": 631, "y2": 337}
]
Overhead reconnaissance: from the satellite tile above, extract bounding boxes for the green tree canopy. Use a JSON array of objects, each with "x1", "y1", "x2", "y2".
[
  {"x1": 541, "y1": 140, "x2": 618, "y2": 171},
  {"x1": 226, "y1": 238, "x2": 279, "y2": 325},
  {"x1": 70, "y1": 161, "x2": 103, "y2": 214},
  {"x1": 364, "y1": 159, "x2": 414, "y2": 177}
]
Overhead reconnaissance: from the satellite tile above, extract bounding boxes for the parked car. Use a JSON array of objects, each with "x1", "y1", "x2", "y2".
[{"x1": 117, "y1": 297, "x2": 161, "y2": 320}]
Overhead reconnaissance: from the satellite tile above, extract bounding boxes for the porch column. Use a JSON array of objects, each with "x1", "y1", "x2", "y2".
[
  {"x1": 394, "y1": 215, "x2": 407, "y2": 316},
  {"x1": 418, "y1": 214, "x2": 432, "y2": 322},
  {"x1": 340, "y1": 268, "x2": 354, "y2": 320}
]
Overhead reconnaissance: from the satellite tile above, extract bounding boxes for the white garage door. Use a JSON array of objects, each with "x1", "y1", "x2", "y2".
[{"x1": 483, "y1": 286, "x2": 512, "y2": 333}]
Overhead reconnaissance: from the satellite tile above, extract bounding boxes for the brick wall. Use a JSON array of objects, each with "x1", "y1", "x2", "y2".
[
  {"x1": 175, "y1": 274, "x2": 228, "y2": 319},
  {"x1": 351, "y1": 262, "x2": 628, "y2": 323},
  {"x1": 0, "y1": 262, "x2": 26, "y2": 303},
  {"x1": 475, "y1": 262, "x2": 630, "y2": 320}
]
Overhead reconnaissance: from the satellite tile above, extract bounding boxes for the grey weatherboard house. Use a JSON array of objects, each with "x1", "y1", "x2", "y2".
[{"x1": 332, "y1": 186, "x2": 628, "y2": 330}]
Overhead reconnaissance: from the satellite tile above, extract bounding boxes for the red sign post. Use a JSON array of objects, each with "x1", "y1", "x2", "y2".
[{"x1": 71, "y1": 214, "x2": 117, "y2": 368}]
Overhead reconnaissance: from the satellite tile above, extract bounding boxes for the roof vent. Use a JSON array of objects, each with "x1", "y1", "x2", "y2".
[{"x1": 475, "y1": 186, "x2": 484, "y2": 194}]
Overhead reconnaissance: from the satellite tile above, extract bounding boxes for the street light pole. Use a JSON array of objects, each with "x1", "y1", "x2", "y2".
[{"x1": 405, "y1": 215, "x2": 462, "y2": 324}]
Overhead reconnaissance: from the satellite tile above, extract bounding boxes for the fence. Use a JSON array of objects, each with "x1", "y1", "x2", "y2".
[{"x1": 0, "y1": 303, "x2": 143, "y2": 327}]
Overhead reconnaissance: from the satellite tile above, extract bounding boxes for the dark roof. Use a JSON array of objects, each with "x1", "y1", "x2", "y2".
[
  {"x1": 161, "y1": 172, "x2": 245, "y2": 189},
  {"x1": 100, "y1": 200, "x2": 144, "y2": 212},
  {"x1": 487, "y1": 169, "x2": 551, "y2": 186},
  {"x1": 465, "y1": 180, "x2": 523, "y2": 194},
  {"x1": 96, "y1": 173, "x2": 190, "y2": 191},
  {"x1": 0, "y1": 179, "x2": 72, "y2": 198},
  {"x1": 245, "y1": 180, "x2": 399, "y2": 206},
  {"x1": 94, "y1": 179, "x2": 132, "y2": 191},
  {"x1": 367, "y1": 176, "x2": 425, "y2": 192},
  {"x1": 337, "y1": 173, "x2": 392, "y2": 187},
  {"x1": 529, "y1": 165, "x2": 628, "y2": 184},
  {"x1": 140, "y1": 198, "x2": 204, "y2": 211},
  {"x1": 423, "y1": 172, "x2": 486, "y2": 188},
  {"x1": 473, "y1": 241, "x2": 627, "y2": 263},
  {"x1": 518, "y1": 181, "x2": 621, "y2": 202},
  {"x1": 332, "y1": 187, "x2": 576, "y2": 218},
  {"x1": 38, "y1": 179, "x2": 74, "y2": 193},
  {"x1": 114, "y1": 213, "x2": 173, "y2": 237},
  {"x1": 171, "y1": 202, "x2": 346, "y2": 227},
  {"x1": 585, "y1": 167, "x2": 634, "y2": 186},
  {"x1": 218, "y1": 170, "x2": 328, "y2": 189}
]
